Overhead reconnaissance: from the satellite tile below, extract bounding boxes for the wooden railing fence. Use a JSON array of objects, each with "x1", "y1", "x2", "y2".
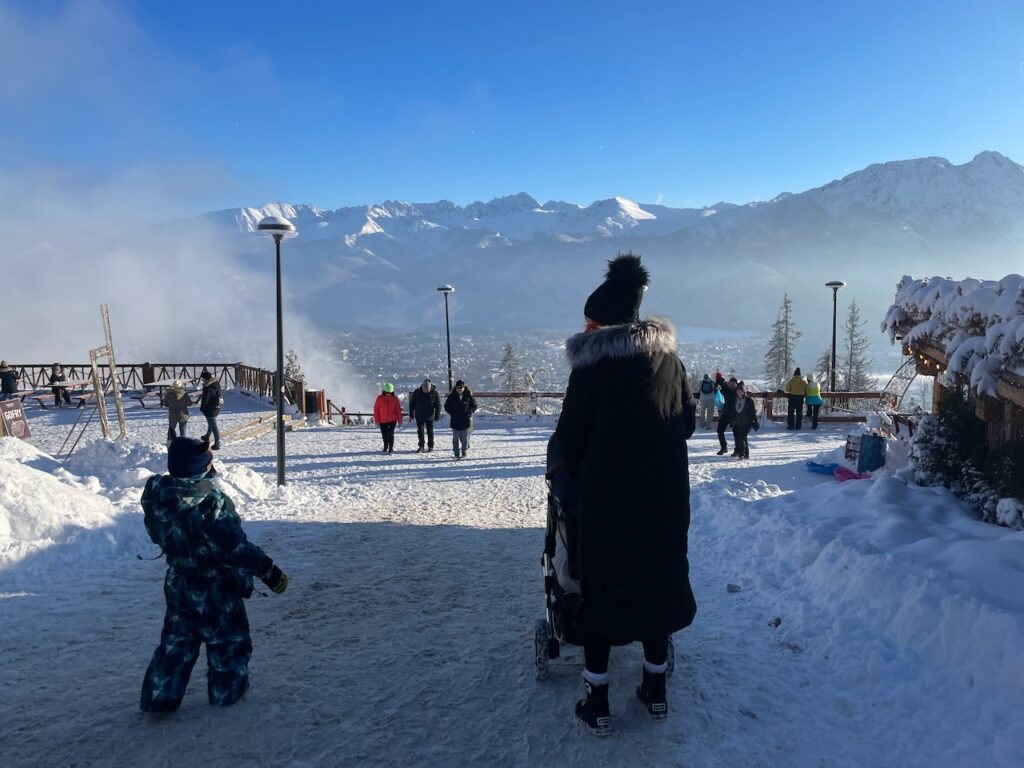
[
  {"x1": 236, "y1": 364, "x2": 307, "y2": 414},
  {"x1": 9, "y1": 363, "x2": 240, "y2": 390},
  {"x1": 761, "y1": 391, "x2": 886, "y2": 423},
  {"x1": 3, "y1": 363, "x2": 892, "y2": 426}
]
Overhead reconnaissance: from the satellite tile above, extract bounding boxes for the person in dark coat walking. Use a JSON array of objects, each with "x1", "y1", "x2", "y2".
[
  {"x1": 444, "y1": 380, "x2": 477, "y2": 459},
  {"x1": 716, "y1": 377, "x2": 739, "y2": 455},
  {"x1": 409, "y1": 378, "x2": 442, "y2": 452},
  {"x1": 553, "y1": 253, "x2": 697, "y2": 735},
  {"x1": 0, "y1": 360, "x2": 20, "y2": 401},
  {"x1": 198, "y1": 369, "x2": 222, "y2": 450},
  {"x1": 139, "y1": 437, "x2": 287, "y2": 712},
  {"x1": 730, "y1": 382, "x2": 760, "y2": 460},
  {"x1": 49, "y1": 363, "x2": 72, "y2": 407}
]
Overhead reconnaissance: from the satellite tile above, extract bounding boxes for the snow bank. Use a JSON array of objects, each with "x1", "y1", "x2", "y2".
[
  {"x1": 693, "y1": 468, "x2": 1024, "y2": 765},
  {"x1": 0, "y1": 432, "x2": 274, "y2": 578},
  {"x1": 0, "y1": 438, "x2": 140, "y2": 571},
  {"x1": 63, "y1": 438, "x2": 167, "y2": 491}
]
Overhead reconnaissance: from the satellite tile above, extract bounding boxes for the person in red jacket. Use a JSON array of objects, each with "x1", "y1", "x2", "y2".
[{"x1": 373, "y1": 383, "x2": 403, "y2": 453}]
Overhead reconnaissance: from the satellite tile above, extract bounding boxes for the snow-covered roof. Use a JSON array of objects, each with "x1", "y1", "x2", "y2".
[{"x1": 882, "y1": 274, "x2": 1024, "y2": 397}]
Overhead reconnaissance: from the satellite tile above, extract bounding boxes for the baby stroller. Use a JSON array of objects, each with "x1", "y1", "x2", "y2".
[{"x1": 535, "y1": 437, "x2": 674, "y2": 680}]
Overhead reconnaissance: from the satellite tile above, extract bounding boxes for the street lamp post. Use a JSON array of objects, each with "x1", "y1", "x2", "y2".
[
  {"x1": 437, "y1": 285, "x2": 455, "y2": 392},
  {"x1": 826, "y1": 280, "x2": 846, "y2": 399},
  {"x1": 257, "y1": 216, "x2": 298, "y2": 486}
]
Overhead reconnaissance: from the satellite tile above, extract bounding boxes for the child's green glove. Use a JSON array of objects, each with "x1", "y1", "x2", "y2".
[{"x1": 260, "y1": 564, "x2": 288, "y2": 594}]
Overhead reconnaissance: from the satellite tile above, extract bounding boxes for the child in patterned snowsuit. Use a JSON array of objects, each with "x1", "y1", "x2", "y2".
[{"x1": 140, "y1": 437, "x2": 288, "y2": 712}]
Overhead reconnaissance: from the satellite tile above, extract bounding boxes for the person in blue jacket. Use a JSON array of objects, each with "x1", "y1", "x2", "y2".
[
  {"x1": 805, "y1": 373, "x2": 824, "y2": 429},
  {"x1": 139, "y1": 437, "x2": 288, "y2": 712}
]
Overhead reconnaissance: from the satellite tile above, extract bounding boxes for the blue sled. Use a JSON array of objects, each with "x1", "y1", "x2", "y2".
[{"x1": 806, "y1": 461, "x2": 840, "y2": 475}]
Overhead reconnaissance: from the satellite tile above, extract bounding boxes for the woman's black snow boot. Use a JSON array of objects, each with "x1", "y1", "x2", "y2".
[
  {"x1": 575, "y1": 679, "x2": 612, "y2": 736},
  {"x1": 636, "y1": 669, "x2": 668, "y2": 721}
]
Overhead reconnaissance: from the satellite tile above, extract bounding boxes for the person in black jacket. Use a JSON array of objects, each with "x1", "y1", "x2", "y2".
[
  {"x1": 0, "y1": 360, "x2": 19, "y2": 401},
  {"x1": 444, "y1": 380, "x2": 477, "y2": 459},
  {"x1": 198, "y1": 369, "x2": 222, "y2": 450},
  {"x1": 716, "y1": 377, "x2": 738, "y2": 455},
  {"x1": 554, "y1": 253, "x2": 697, "y2": 735},
  {"x1": 49, "y1": 363, "x2": 72, "y2": 407},
  {"x1": 409, "y1": 378, "x2": 442, "y2": 452},
  {"x1": 730, "y1": 381, "x2": 760, "y2": 460}
]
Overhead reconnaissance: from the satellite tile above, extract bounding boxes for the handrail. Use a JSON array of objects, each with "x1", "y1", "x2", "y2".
[
  {"x1": 236, "y1": 364, "x2": 306, "y2": 414},
  {"x1": 8, "y1": 363, "x2": 240, "y2": 390}
]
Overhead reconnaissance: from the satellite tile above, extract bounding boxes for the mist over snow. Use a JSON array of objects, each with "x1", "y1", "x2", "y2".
[{"x1": 0, "y1": 164, "x2": 374, "y2": 410}]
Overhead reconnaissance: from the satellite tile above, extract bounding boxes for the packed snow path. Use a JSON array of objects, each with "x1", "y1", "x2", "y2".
[{"x1": 2, "y1": 398, "x2": 1022, "y2": 767}]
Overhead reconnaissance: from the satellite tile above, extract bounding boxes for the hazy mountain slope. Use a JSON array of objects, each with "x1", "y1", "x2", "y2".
[{"x1": 202, "y1": 152, "x2": 1024, "y2": 348}]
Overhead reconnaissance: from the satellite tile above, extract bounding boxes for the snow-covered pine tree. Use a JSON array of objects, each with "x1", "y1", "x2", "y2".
[
  {"x1": 496, "y1": 343, "x2": 525, "y2": 414},
  {"x1": 840, "y1": 299, "x2": 872, "y2": 391},
  {"x1": 284, "y1": 349, "x2": 305, "y2": 382},
  {"x1": 815, "y1": 348, "x2": 834, "y2": 389},
  {"x1": 763, "y1": 294, "x2": 801, "y2": 390}
]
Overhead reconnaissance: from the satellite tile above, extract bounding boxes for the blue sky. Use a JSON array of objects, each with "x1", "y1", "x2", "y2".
[{"x1": 3, "y1": 0, "x2": 1023, "y2": 213}]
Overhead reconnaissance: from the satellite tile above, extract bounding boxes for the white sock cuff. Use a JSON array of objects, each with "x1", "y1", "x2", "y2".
[
  {"x1": 643, "y1": 659, "x2": 668, "y2": 674},
  {"x1": 583, "y1": 669, "x2": 609, "y2": 685}
]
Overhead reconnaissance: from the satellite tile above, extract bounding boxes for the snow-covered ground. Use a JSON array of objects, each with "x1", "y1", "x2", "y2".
[{"x1": 2, "y1": 394, "x2": 1023, "y2": 767}]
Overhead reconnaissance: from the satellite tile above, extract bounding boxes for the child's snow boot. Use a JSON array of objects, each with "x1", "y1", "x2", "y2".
[
  {"x1": 575, "y1": 678, "x2": 612, "y2": 736},
  {"x1": 636, "y1": 668, "x2": 668, "y2": 721}
]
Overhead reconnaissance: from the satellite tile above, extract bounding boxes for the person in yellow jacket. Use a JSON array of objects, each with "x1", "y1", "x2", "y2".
[
  {"x1": 784, "y1": 367, "x2": 807, "y2": 429},
  {"x1": 805, "y1": 373, "x2": 823, "y2": 429}
]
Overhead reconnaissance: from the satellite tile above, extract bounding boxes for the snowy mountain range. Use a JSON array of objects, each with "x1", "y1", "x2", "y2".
[{"x1": 201, "y1": 151, "x2": 1024, "y2": 348}]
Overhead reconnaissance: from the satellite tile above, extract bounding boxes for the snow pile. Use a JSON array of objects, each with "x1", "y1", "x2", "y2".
[
  {"x1": 215, "y1": 462, "x2": 271, "y2": 501},
  {"x1": 693, "y1": 469, "x2": 1024, "y2": 765},
  {"x1": 63, "y1": 438, "x2": 168, "y2": 491},
  {"x1": 0, "y1": 431, "x2": 276, "y2": 577},
  {"x1": 882, "y1": 274, "x2": 1024, "y2": 395},
  {"x1": 0, "y1": 438, "x2": 138, "y2": 570},
  {"x1": 996, "y1": 497, "x2": 1024, "y2": 528}
]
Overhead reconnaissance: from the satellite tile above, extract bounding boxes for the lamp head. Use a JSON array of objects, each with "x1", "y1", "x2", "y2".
[
  {"x1": 437, "y1": 284, "x2": 455, "y2": 294},
  {"x1": 825, "y1": 280, "x2": 846, "y2": 291},
  {"x1": 257, "y1": 216, "x2": 298, "y2": 240}
]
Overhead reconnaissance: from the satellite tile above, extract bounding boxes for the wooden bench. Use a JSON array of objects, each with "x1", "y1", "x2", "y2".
[
  {"x1": 29, "y1": 393, "x2": 57, "y2": 408},
  {"x1": 133, "y1": 391, "x2": 163, "y2": 409}
]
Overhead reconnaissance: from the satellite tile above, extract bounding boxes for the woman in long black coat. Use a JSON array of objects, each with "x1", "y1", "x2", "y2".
[{"x1": 553, "y1": 254, "x2": 696, "y2": 735}]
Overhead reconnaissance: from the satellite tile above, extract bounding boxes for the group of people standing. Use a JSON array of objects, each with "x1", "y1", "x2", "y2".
[
  {"x1": 783, "y1": 367, "x2": 824, "y2": 430},
  {"x1": 373, "y1": 378, "x2": 478, "y2": 459},
  {"x1": 697, "y1": 372, "x2": 761, "y2": 460},
  {"x1": 163, "y1": 370, "x2": 223, "y2": 449}
]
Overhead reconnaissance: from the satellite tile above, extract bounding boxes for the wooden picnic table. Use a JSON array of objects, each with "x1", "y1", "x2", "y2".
[
  {"x1": 139, "y1": 379, "x2": 201, "y2": 407},
  {"x1": 50, "y1": 379, "x2": 93, "y2": 390},
  {"x1": 144, "y1": 378, "x2": 197, "y2": 390}
]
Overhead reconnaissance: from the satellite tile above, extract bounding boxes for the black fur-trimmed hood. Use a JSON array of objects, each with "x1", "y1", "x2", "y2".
[{"x1": 565, "y1": 316, "x2": 678, "y2": 370}]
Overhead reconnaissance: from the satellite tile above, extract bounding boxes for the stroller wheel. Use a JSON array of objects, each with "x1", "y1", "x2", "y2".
[
  {"x1": 535, "y1": 619, "x2": 551, "y2": 680},
  {"x1": 666, "y1": 636, "x2": 676, "y2": 678}
]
